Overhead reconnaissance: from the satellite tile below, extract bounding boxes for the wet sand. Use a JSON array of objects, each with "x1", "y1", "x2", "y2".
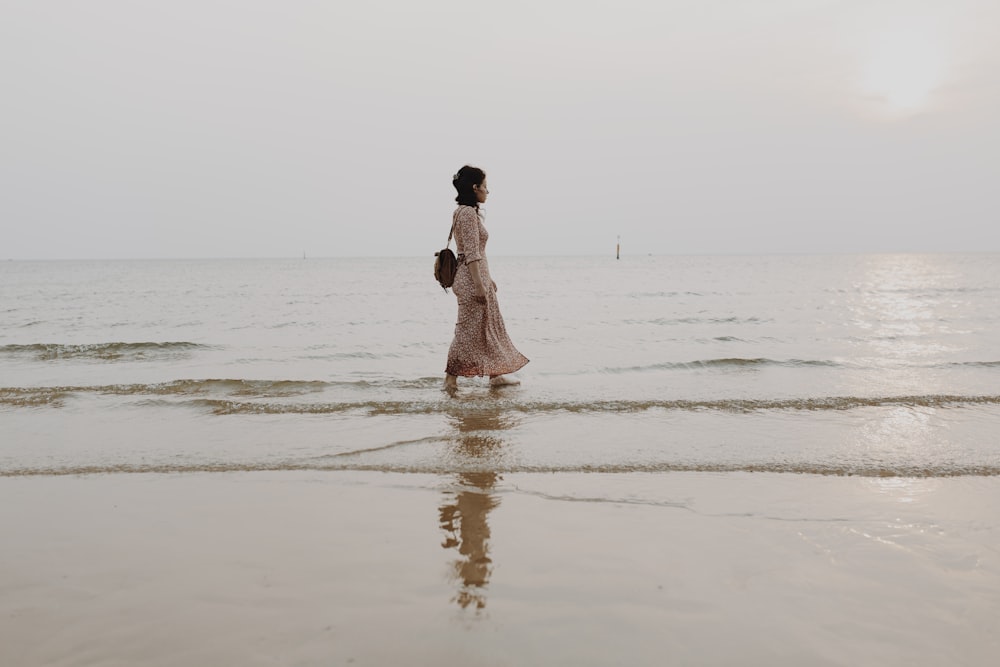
[{"x1": 2, "y1": 471, "x2": 998, "y2": 666}]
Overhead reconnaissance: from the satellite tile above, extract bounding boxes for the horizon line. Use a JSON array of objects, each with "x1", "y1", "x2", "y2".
[{"x1": 4, "y1": 250, "x2": 1000, "y2": 262}]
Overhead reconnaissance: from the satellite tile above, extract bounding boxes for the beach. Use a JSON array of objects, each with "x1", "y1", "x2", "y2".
[
  {"x1": 2, "y1": 255, "x2": 1000, "y2": 664},
  {"x1": 7, "y1": 0, "x2": 1000, "y2": 660},
  {"x1": 2, "y1": 471, "x2": 999, "y2": 666}
]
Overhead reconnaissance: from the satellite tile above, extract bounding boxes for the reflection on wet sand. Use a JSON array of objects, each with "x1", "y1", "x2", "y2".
[
  {"x1": 438, "y1": 405, "x2": 515, "y2": 610},
  {"x1": 439, "y1": 471, "x2": 500, "y2": 610}
]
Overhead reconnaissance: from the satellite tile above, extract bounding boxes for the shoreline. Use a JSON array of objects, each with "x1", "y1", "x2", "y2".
[{"x1": 2, "y1": 470, "x2": 998, "y2": 666}]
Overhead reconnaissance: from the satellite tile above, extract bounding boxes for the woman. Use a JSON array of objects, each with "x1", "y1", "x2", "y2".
[{"x1": 444, "y1": 165, "x2": 529, "y2": 390}]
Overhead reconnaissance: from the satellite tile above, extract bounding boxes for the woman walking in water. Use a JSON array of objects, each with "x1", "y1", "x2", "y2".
[{"x1": 444, "y1": 165, "x2": 529, "y2": 390}]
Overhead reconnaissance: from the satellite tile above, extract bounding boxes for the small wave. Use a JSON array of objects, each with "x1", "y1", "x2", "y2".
[
  {"x1": 692, "y1": 357, "x2": 836, "y2": 369},
  {"x1": 873, "y1": 286, "x2": 998, "y2": 296},
  {"x1": 624, "y1": 316, "x2": 770, "y2": 326},
  {"x1": 0, "y1": 389, "x2": 71, "y2": 408},
  {"x1": 138, "y1": 394, "x2": 1000, "y2": 416},
  {"x1": 0, "y1": 342, "x2": 210, "y2": 362},
  {"x1": 0, "y1": 378, "x2": 330, "y2": 404},
  {"x1": 146, "y1": 379, "x2": 330, "y2": 397},
  {"x1": 626, "y1": 291, "x2": 707, "y2": 298},
  {"x1": 0, "y1": 376, "x2": 444, "y2": 406},
  {"x1": 384, "y1": 377, "x2": 447, "y2": 389},
  {"x1": 4, "y1": 461, "x2": 999, "y2": 478},
  {"x1": 302, "y1": 351, "x2": 410, "y2": 361},
  {"x1": 5, "y1": 382, "x2": 1000, "y2": 415},
  {"x1": 599, "y1": 358, "x2": 839, "y2": 373}
]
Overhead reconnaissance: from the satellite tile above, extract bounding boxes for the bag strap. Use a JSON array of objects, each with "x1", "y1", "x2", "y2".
[
  {"x1": 447, "y1": 205, "x2": 478, "y2": 248},
  {"x1": 446, "y1": 209, "x2": 459, "y2": 248}
]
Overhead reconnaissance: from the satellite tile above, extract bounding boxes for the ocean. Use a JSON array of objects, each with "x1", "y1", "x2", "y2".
[{"x1": 2, "y1": 253, "x2": 999, "y2": 478}]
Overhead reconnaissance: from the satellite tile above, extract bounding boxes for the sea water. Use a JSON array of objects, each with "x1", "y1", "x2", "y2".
[{"x1": 2, "y1": 254, "x2": 999, "y2": 477}]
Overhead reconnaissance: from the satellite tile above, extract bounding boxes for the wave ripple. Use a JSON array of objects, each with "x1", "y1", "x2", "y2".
[
  {"x1": 4, "y1": 461, "x2": 999, "y2": 478},
  {"x1": 0, "y1": 342, "x2": 209, "y2": 362}
]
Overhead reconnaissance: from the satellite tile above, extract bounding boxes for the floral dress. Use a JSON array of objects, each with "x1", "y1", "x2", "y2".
[{"x1": 445, "y1": 205, "x2": 529, "y2": 377}]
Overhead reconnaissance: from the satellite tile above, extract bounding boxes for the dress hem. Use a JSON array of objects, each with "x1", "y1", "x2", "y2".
[{"x1": 445, "y1": 357, "x2": 529, "y2": 378}]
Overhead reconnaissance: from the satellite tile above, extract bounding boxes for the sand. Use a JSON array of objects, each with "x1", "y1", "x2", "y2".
[{"x1": 2, "y1": 471, "x2": 998, "y2": 666}]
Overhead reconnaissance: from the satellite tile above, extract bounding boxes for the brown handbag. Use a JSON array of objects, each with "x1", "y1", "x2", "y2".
[{"x1": 433, "y1": 223, "x2": 458, "y2": 291}]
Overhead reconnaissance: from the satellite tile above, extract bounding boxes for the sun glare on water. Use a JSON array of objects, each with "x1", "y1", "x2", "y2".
[{"x1": 859, "y1": 28, "x2": 947, "y2": 116}]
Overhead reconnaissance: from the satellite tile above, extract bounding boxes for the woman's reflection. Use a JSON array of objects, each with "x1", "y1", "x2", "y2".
[{"x1": 438, "y1": 405, "x2": 515, "y2": 611}]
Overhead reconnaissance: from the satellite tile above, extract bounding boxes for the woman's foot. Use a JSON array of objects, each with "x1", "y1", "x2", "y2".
[
  {"x1": 444, "y1": 374, "x2": 459, "y2": 391},
  {"x1": 489, "y1": 375, "x2": 520, "y2": 387}
]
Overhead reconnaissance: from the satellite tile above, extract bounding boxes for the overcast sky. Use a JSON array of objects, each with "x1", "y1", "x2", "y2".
[{"x1": 3, "y1": 0, "x2": 999, "y2": 259}]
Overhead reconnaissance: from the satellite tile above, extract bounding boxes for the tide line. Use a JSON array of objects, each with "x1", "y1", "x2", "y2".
[{"x1": 4, "y1": 461, "x2": 999, "y2": 478}]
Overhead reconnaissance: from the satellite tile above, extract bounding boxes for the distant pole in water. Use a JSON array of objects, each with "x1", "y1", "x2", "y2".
[{"x1": 616, "y1": 236, "x2": 620, "y2": 260}]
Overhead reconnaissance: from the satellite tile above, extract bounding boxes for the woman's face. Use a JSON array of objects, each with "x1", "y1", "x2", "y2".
[{"x1": 474, "y1": 179, "x2": 489, "y2": 204}]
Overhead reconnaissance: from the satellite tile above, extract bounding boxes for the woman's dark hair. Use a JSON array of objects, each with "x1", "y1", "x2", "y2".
[{"x1": 453, "y1": 165, "x2": 486, "y2": 208}]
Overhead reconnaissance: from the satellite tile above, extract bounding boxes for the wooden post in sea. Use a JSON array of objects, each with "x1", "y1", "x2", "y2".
[{"x1": 616, "y1": 236, "x2": 620, "y2": 260}]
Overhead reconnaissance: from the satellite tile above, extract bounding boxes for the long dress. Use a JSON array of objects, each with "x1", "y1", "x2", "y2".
[{"x1": 445, "y1": 205, "x2": 529, "y2": 378}]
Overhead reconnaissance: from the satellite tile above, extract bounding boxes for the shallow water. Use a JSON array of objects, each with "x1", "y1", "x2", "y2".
[{"x1": 2, "y1": 253, "x2": 999, "y2": 477}]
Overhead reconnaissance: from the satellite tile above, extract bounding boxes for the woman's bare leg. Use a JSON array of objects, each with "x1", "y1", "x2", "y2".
[
  {"x1": 489, "y1": 374, "x2": 520, "y2": 387},
  {"x1": 444, "y1": 373, "x2": 459, "y2": 390}
]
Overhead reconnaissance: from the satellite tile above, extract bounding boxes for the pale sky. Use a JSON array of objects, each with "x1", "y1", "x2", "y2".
[{"x1": 2, "y1": 0, "x2": 999, "y2": 259}]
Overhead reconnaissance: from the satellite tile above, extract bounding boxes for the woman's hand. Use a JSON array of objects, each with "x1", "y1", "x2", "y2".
[
  {"x1": 491, "y1": 280, "x2": 497, "y2": 293},
  {"x1": 469, "y1": 260, "x2": 488, "y2": 305}
]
